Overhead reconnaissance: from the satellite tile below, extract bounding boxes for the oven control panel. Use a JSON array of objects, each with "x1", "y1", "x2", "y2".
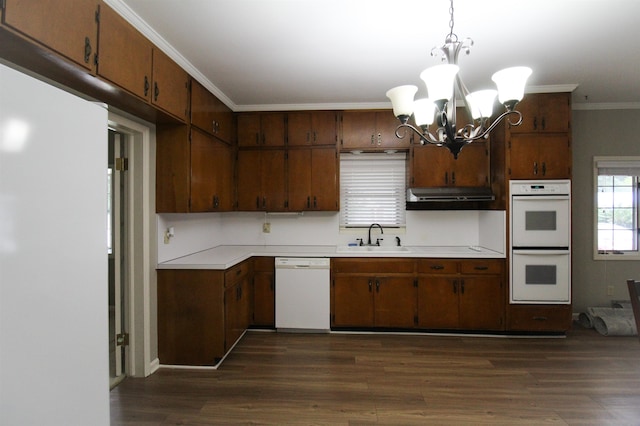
[{"x1": 510, "y1": 180, "x2": 571, "y2": 196}]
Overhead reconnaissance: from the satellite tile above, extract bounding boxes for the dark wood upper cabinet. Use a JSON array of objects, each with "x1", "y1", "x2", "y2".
[
  {"x1": 151, "y1": 47, "x2": 189, "y2": 122},
  {"x1": 341, "y1": 110, "x2": 410, "y2": 151},
  {"x1": 2, "y1": 0, "x2": 99, "y2": 73},
  {"x1": 288, "y1": 111, "x2": 338, "y2": 146},
  {"x1": 510, "y1": 93, "x2": 571, "y2": 134},
  {"x1": 191, "y1": 79, "x2": 234, "y2": 144},
  {"x1": 97, "y1": 3, "x2": 152, "y2": 102},
  {"x1": 237, "y1": 113, "x2": 285, "y2": 147}
]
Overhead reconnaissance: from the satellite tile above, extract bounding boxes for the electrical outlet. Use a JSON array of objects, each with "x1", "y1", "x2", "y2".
[
  {"x1": 263, "y1": 222, "x2": 271, "y2": 233},
  {"x1": 607, "y1": 285, "x2": 614, "y2": 296}
]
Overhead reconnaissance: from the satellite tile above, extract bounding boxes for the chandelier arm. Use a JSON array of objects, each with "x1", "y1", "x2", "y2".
[
  {"x1": 469, "y1": 110, "x2": 523, "y2": 141},
  {"x1": 394, "y1": 123, "x2": 440, "y2": 145}
]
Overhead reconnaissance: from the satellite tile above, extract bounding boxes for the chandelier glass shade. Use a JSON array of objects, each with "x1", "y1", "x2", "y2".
[{"x1": 386, "y1": 2, "x2": 532, "y2": 159}]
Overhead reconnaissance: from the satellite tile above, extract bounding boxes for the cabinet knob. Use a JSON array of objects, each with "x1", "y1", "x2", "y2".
[
  {"x1": 144, "y1": 76, "x2": 150, "y2": 97},
  {"x1": 154, "y1": 82, "x2": 159, "y2": 101}
]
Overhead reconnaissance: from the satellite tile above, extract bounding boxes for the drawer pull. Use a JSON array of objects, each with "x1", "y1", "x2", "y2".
[
  {"x1": 533, "y1": 316, "x2": 548, "y2": 321},
  {"x1": 431, "y1": 265, "x2": 445, "y2": 270},
  {"x1": 474, "y1": 266, "x2": 489, "y2": 271}
]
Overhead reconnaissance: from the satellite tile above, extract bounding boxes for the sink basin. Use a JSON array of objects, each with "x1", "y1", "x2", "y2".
[{"x1": 337, "y1": 245, "x2": 411, "y2": 253}]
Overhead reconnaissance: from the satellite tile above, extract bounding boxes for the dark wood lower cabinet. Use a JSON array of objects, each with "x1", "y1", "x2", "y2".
[
  {"x1": 157, "y1": 259, "x2": 252, "y2": 366},
  {"x1": 332, "y1": 258, "x2": 418, "y2": 329},
  {"x1": 417, "y1": 259, "x2": 505, "y2": 331},
  {"x1": 332, "y1": 258, "x2": 506, "y2": 332},
  {"x1": 252, "y1": 257, "x2": 275, "y2": 327},
  {"x1": 157, "y1": 269, "x2": 225, "y2": 365}
]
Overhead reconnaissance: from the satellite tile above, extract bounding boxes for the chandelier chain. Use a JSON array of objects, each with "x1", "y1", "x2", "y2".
[{"x1": 448, "y1": 0, "x2": 455, "y2": 39}]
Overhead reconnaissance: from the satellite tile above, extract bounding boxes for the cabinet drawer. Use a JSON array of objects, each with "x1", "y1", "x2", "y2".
[
  {"x1": 508, "y1": 305, "x2": 572, "y2": 332},
  {"x1": 224, "y1": 260, "x2": 251, "y2": 286},
  {"x1": 459, "y1": 260, "x2": 503, "y2": 275},
  {"x1": 417, "y1": 260, "x2": 458, "y2": 274},
  {"x1": 332, "y1": 258, "x2": 415, "y2": 274}
]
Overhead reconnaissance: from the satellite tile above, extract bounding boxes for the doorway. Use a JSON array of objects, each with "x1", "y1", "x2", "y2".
[{"x1": 108, "y1": 129, "x2": 129, "y2": 389}]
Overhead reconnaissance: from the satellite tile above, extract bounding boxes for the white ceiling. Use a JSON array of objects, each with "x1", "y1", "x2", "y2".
[{"x1": 111, "y1": 0, "x2": 640, "y2": 111}]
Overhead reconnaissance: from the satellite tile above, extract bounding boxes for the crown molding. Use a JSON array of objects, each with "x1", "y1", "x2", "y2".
[
  {"x1": 102, "y1": 0, "x2": 238, "y2": 111},
  {"x1": 572, "y1": 102, "x2": 640, "y2": 111}
]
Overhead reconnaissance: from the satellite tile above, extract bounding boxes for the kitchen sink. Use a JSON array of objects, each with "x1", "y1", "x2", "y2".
[{"x1": 336, "y1": 245, "x2": 411, "y2": 253}]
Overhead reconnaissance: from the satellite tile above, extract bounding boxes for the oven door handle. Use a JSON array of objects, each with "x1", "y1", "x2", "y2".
[
  {"x1": 512, "y1": 195, "x2": 569, "y2": 201},
  {"x1": 512, "y1": 249, "x2": 569, "y2": 255}
]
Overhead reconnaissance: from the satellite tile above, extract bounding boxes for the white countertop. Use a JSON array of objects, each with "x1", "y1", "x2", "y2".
[{"x1": 157, "y1": 245, "x2": 505, "y2": 270}]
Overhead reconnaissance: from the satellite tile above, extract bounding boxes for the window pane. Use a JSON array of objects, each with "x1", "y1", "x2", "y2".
[{"x1": 596, "y1": 172, "x2": 638, "y2": 252}]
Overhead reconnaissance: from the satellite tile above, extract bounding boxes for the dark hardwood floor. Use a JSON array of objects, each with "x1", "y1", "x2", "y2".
[{"x1": 111, "y1": 326, "x2": 640, "y2": 425}]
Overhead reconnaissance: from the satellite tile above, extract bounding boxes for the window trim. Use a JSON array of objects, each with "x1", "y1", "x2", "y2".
[{"x1": 593, "y1": 156, "x2": 640, "y2": 260}]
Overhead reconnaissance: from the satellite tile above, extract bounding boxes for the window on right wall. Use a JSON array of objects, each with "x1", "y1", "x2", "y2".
[{"x1": 593, "y1": 156, "x2": 640, "y2": 260}]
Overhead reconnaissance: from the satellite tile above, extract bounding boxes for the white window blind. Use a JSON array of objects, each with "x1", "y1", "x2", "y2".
[{"x1": 340, "y1": 153, "x2": 406, "y2": 227}]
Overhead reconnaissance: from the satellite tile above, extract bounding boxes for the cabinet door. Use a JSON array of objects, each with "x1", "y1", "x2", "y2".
[
  {"x1": 412, "y1": 145, "x2": 451, "y2": 187},
  {"x1": 190, "y1": 129, "x2": 217, "y2": 212},
  {"x1": 261, "y1": 113, "x2": 285, "y2": 147},
  {"x1": 224, "y1": 283, "x2": 241, "y2": 351},
  {"x1": 261, "y1": 150, "x2": 286, "y2": 211},
  {"x1": 509, "y1": 94, "x2": 538, "y2": 133},
  {"x1": 312, "y1": 111, "x2": 338, "y2": 146},
  {"x1": 332, "y1": 276, "x2": 374, "y2": 327},
  {"x1": 508, "y1": 133, "x2": 539, "y2": 179},
  {"x1": 538, "y1": 134, "x2": 571, "y2": 178},
  {"x1": 151, "y1": 48, "x2": 189, "y2": 121},
  {"x1": 3, "y1": 0, "x2": 98, "y2": 72},
  {"x1": 287, "y1": 148, "x2": 312, "y2": 210},
  {"x1": 536, "y1": 93, "x2": 571, "y2": 133},
  {"x1": 236, "y1": 150, "x2": 262, "y2": 210},
  {"x1": 452, "y1": 141, "x2": 489, "y2": 187},
  {"x1": 417, "y1": 276, "x2": 459, "y2": 329},
  {"x1": 458, "y1": 276, "x2": 504, "y2": 330},
  {"x1": 97, "y1": 4, "x2": 152, "y2": 101},
  {"x1": 253, "y1": 270, "x2": 275, "y2": 327},
  {"x1": 190, "y1": 129, "x2": 234, "y2": 212},
  {"x1": 156, "y1": 124, "x2": 190, "y2": 213},
  {"x1": 311, "y1": 148, "x2": 338, "y2": 211},
  {"x1": 237, "y1": 114, "x2": 261, "y2": 147},
  {"x1": 374, "y1": 276, "x2": 416, "y2": 328},
  {"x1": 341, "y1": 111, "x2": 376, "y2": 150},
  {"x1": 191, "y1": 79, "x2": 233, "y2": 143},
  {"x1": 287, "y1": 112, "x2": 313, "y2": 146},
  {"x1": 376, "y1": 111, "x2": 409, "y2": 149}
]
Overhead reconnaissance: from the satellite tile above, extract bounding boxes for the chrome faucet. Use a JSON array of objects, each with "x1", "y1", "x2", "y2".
[{"x1": 368, "y1": 223, "x2": 384, "y2": 246}]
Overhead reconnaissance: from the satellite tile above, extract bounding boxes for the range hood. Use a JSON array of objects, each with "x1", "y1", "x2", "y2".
[{"x1": 406, "y1": 187, "x2": 495, "y2": 207}]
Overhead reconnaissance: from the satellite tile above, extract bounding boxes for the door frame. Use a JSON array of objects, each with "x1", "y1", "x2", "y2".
[{"x1": 108, "y1": 110, "x2": 158, "y2": 377}]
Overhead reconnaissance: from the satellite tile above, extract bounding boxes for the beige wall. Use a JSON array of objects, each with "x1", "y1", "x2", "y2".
[{"x1": 572, "y1": 108, "x2": 640, "y2": 312}]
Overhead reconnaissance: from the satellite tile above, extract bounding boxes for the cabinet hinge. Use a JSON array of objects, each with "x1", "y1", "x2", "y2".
[
  {"x1": 95, "y1": 4, "x2": 101, "y2": 23},
  {"x1": 115, "y1": 157, "x2": 128, "y2": 171},
  {"x1": 116, "y1": 332, "x2": 129, "y2": 346}
]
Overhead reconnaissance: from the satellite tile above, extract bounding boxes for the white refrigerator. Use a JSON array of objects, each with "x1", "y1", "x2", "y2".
[{"x1": 0, "y1": 63, "x2": 109, "y2": 425}]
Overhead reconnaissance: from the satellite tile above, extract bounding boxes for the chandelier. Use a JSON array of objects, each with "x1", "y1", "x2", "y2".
[{"x1": 385, "y1": 0, "x2": 532, "y2": 159}]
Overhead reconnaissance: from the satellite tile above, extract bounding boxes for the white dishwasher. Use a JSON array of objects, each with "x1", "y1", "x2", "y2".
[{"x1": 275, "y1": 257, "x2": 330, "y2": 332}]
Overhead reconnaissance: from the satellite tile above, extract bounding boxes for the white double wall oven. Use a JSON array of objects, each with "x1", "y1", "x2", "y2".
[{"x1": 510, "y1": 180, "x2": 572, "y2": 304}]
